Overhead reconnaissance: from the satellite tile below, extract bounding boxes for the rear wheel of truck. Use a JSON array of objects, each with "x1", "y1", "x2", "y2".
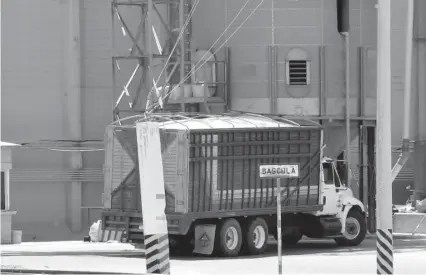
[
  {"x1": 215, "y1": 218, "x2": 243, "y2": 257},
  {"x1": 334, "y1": 209, "x2": 367, "y2": 246},
  {"x1": 241, "y1": 218, "x2": 269, "y2": 255},
  {"x1": 273, "y1": 229, "x2": 303, "y2": 245}
]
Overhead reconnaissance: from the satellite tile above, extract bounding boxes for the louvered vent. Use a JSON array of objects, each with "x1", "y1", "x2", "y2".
[{"x1": 287, "y1": 60, "x2": 310, "y2": 86}]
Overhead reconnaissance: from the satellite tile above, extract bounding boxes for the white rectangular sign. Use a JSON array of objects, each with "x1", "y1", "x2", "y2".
[
  {"x1": 136, "y1": 122, "x2": 168, "y2": 235},
  {"x1": 259, "y1": 164, "x2": 300, "y2": 178}
]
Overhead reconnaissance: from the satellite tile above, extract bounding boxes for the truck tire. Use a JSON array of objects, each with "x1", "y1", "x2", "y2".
[
  {"x1": 242, "y1": 218, "x2": 269, "y2": 255},
  {"x1": 215, "y1": 218, "x2": 243, "y2": 257},
  {"x1": 273, "y1": 229, "x2": 303, "y2": 245},
  {"x1": 334, "y1": 209, "x2": 367, "y2": 246}
]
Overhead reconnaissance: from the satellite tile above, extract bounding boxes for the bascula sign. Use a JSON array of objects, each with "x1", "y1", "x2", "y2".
[{"x1": 259, "y1": 164, "x2": 300, "y2": 178}]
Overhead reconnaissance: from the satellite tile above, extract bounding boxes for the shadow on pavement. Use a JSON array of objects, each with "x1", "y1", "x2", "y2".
[{"x1": 168, "y1": 239, "x2": 426, "y2": 261}]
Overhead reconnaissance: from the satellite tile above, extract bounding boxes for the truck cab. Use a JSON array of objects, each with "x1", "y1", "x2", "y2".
[
  {"x1": 317, "y1": 157, "x2": 367, "y2": 246},
  {"x1": 277, "y1": 156, "x2": 366, "y2": 247}
]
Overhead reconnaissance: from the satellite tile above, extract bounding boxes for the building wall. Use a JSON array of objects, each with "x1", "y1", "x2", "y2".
[
  {"x1": 1, "y1": 0, "x2": 118, "y2": 241},
  {"x1": 2, "y1": 0, "x2": 71, "y2": 241},
  {"x1": 0, "y1": 0, "x2": 422, "y2": 241},
  {"x1": 190, "y1": 0, "x2": 379, "y2": 118}
]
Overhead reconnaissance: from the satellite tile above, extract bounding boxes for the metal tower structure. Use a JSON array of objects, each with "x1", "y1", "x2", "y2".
[{"x1": 111, "y1": 0, "x2": 192, "y2": 123}]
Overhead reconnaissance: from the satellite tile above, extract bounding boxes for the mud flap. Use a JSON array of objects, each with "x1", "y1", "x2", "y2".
[{"x1": 193, "y1": 224, "x2": 216, "y2": 255}]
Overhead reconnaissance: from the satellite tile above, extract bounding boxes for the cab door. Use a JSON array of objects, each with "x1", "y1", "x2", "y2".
[{"x1": 318, "y1": 162, "x2": 341, "y2": 215}]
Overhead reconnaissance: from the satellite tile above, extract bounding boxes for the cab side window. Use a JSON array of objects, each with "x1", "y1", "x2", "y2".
[{"x1": 323, "y1": 163, "x2": 334, "y2": 185}]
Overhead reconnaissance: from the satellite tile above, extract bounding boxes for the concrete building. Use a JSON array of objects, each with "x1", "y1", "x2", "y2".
[{"x1": 1, "y1": 0, "x2": 425, "y2": 241}]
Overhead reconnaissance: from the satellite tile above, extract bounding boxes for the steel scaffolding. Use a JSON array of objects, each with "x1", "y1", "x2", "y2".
[{"x1": 111, "y1": 0, "x2": 191, "y2": 122}]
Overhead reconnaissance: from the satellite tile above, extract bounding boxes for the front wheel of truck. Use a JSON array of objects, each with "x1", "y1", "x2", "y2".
[
  {"x1": 334, "y1": 209, "x2": 367, "y2": 246},
  {"x1": 215, "y1": 218, "x2": 243, "y2": 257}
]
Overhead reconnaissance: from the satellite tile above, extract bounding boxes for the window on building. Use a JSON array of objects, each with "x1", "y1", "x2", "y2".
[
  {"x1": 287, "y1": 60, "x2": 309, "y2": 85},
  {"x1": 285, "y1": 48, "x2": 311, "y2": 87},
  {"x1": 1, "y1": 172, "x2": 5, "y2": 210}
]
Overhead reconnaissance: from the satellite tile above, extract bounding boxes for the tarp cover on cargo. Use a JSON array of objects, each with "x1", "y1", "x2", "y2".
[{"x1": 104, "y1": 113, "x2": 322, "y2": 216}]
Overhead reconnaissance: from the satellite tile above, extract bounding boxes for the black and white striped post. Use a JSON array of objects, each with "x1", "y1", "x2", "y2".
[
  {"x1": 376, "y1": 0, "x2": 393, "y2": 274},
  {"x1": 259, "y1": 164, "x2": 300, "y2": 275},
  {"x1": 144, "y1": 234, "x2": 170, "y2": 274},
  {"x1": 376, "y1": 229, "x2": 393, "y2": 274},
  {"x1": 137, "y1": 122, "x2": 171, "y2": 274}
]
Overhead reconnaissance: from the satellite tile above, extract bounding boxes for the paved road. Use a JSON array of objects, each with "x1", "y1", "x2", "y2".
[{"x1": 2, "y1": 238, "x2": 426, "y2": 274}]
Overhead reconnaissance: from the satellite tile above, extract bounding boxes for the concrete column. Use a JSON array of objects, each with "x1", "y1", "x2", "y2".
[
  {"x1": 413, "y1": 0, "x2": 426, "y2": 198},
  {"x1": 66, "y1": 0, "x2": 83, "y2": 232}
]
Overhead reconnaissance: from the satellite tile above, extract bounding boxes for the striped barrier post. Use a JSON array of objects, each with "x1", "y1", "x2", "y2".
[
  {"x1": 144, "y1": 234, "x2": 170, "y2": 274},
  {"x1": 137, "y1": 122, "x2": 170, "y2": 274},
  {"x1": 376, "y1": 229, "x2": 393, "y2": 274}
]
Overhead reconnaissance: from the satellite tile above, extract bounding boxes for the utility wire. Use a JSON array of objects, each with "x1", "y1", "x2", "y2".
[
  {"x1": 155, "y1": 0, "x2": 200, "y2": 85},
  {"x1": 146, "y1": 0, "x2": 200, "y2": 106},
  {"x1": 148, "y1": 0, "x2": 255, "y2": 112},
  {"x1": 148, "y1": 0, "x2": 264, "y2": 113}
]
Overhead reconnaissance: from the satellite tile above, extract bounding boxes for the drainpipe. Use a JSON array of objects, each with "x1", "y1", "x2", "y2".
[
  {"x1": 337, "y1": 0, "x2": 351, "y2": 187},
  {"x1": 391, "y1": 0, "x2": 414, "y2": 182},
  {"x1": 66, "y1": 0, "x2": 83, "y2": 232},
  {"x1": 344, "y1": 33, "x2": 351, "y2": 188}
]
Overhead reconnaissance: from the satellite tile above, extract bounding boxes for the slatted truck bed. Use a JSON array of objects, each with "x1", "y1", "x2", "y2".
[{"x1": 101, "y1": 113, "x2": 367, "y2": 257}]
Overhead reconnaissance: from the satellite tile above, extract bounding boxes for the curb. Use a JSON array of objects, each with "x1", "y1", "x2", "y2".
[
  {"x1": 365, "y1": 233, "x2": 426, "y2": 240},
  {"x1": 0, "y1": 268, "x2": 134, "y2": 275},
  {"x1": 1, "y1": 250, "x2": 144, "y2": 257}
]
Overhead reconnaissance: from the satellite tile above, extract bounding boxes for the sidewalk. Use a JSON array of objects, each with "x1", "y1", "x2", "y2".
[
  {"x1": 365, "y1": 232, "x2": 426, "y2": 240},
  {"x1": 1, "y1": 242, "x2": 145, "y2": 274},
  {"x1": 0, "y1": 241, "x2": 145, "y2": 257},
  {"x1": 0, "y1": 269, "x2": 134, "y2": 275}
]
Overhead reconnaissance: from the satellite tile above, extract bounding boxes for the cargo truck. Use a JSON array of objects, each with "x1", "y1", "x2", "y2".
[{"x1": 101, "y1": 113, "x2": 366, "y2": 257}]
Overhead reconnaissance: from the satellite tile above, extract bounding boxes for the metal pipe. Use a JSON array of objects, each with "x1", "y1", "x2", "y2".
[
  {"x1": 272, "y1": 0, "x2": 275, "y2": 46},
  {"x1": 276, "y1": 178, "x2": 282, "y2": 275},
  {"x1": 391, "y1": 0, "x2": 414, "y2": 182},
  {"x1": 179, "y1": 0, "x2": 185, "y2": 100},
  {"x1": 403, "y1": 0, "x2": 414, "y2": 139},
  {"x1": 145, "y1": 0, "x2": 154, "y2": 111},
  {"x1": 112, "y1": 1, "x2": 117, "y2": 121},
  {"x1": 344, "y1": 33, "x2": 351, "y2": 188}
]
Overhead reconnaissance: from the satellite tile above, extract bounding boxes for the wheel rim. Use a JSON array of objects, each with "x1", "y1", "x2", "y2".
[
  {"x1": 343, "y1": 217, "x2": 360, "y2": 240},
  {"x1": 225, "y1": 227, "x2": 239, "y2": 250},
  {"x1": 252, "y1": 225, "x2": 266, "y2": 249}
]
